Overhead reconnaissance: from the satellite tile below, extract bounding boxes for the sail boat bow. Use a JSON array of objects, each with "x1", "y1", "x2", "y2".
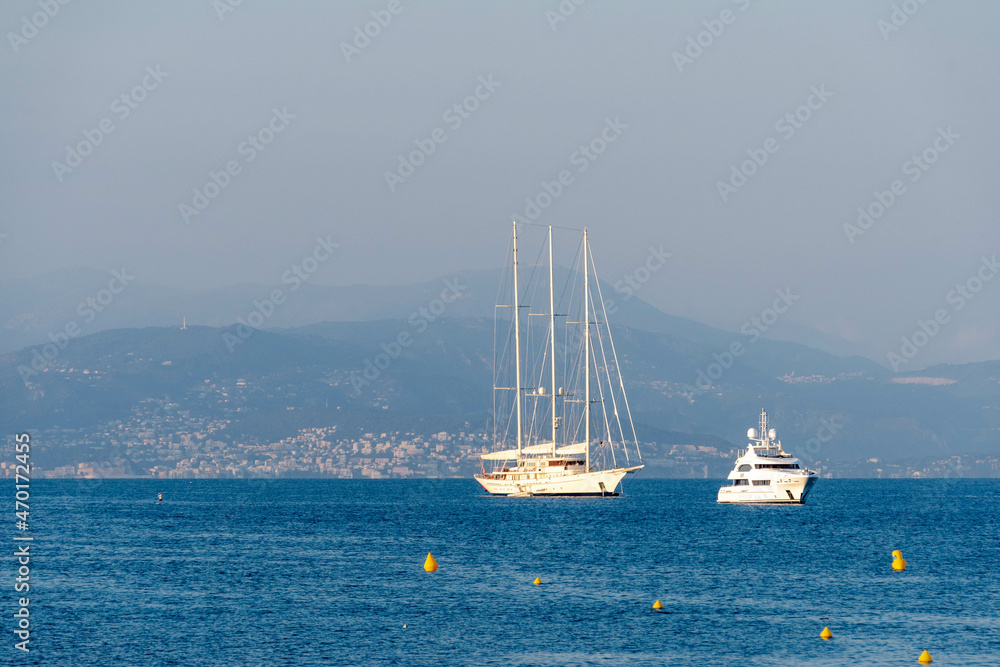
[{"x1": 474, "y1": 221, "x2": 643, "y2": 497}]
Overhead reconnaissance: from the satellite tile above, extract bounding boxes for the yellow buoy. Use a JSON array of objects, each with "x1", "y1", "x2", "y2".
[
  {"x1": 892, "y1": 550, "x2": 907, "y2": 571},
  {"x1": 820, "y1": 627, "x2": 833, "y2": 640},
  {"x1": 652, "y1": 600, "x2": 663, "y2": 610},
  {"x1": 918, "y1": 649, "x2": 933, "y2": 663},
  {"x1": 533, "y1": 577, "x2": 542, "y2": 585},
  {"x1": 423, "y1": 552, "x2": 438, "y2": 572}
]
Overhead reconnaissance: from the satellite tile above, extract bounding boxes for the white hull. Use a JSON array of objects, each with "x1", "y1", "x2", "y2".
[
  {"x1": 475, "y1": 466, "x2": 642, "y2": 496},
  {"x1": 718, "y1": 410, "x2": 819, "y2": 504},
  {"x1": 717, "y1": 474, "x2": 816, "y2": 504}
]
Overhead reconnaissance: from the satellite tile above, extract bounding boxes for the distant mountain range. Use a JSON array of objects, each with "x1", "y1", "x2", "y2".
[{"x1": 1, "y1": 315, "x2": 997, "y2": 466}]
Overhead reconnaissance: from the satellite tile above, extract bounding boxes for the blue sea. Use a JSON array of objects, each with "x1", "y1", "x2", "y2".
[{"x1": 12, "y1": 479, "x2": 1000, "y2": 665}]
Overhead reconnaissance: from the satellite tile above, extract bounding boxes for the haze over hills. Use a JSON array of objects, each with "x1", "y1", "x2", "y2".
[{"x1": 1, "y1": 267, "x2": 876, "y2": 364}]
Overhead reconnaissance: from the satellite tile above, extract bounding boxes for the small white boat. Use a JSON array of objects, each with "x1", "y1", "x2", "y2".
[{"x1": 717, "y1": 410, "x2": 817, "y2": 504}]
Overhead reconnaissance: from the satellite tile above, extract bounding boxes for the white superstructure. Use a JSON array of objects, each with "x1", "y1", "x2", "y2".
[
  {"x1": 475, "y1": 222, "x2": 643, "y2": 497},
  {"x1": 717, "y1": 410, "x2": 817, "y2": 504}
]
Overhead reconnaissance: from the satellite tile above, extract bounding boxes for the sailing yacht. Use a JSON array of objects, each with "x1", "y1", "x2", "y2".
[
  {"x1": 474, "y1": 221, "x2": 643, "y2": 496},
  {"x1": 717, "y1": 410, "x2": 818, "y2": 504}
]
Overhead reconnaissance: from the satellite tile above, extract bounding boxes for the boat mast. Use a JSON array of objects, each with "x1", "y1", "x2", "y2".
[
  {"x1": 583, "y1": 228, "x2": 590, "y2": 471},
  {"x1": 549, "y1": 225, "x2": 557, "y2": 454},
  {"x1": 512, "y1": 220, "x2": 523, "y2": 456}
]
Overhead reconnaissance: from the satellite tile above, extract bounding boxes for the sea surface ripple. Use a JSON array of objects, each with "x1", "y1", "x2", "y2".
[{"x1": 20, "y1": 478, "x2": 1000, "y2": 666}]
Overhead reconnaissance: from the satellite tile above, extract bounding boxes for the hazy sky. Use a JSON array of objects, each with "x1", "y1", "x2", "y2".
[{"x1": 2, "y1": 1, "x2": 998, "y2": 367}]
